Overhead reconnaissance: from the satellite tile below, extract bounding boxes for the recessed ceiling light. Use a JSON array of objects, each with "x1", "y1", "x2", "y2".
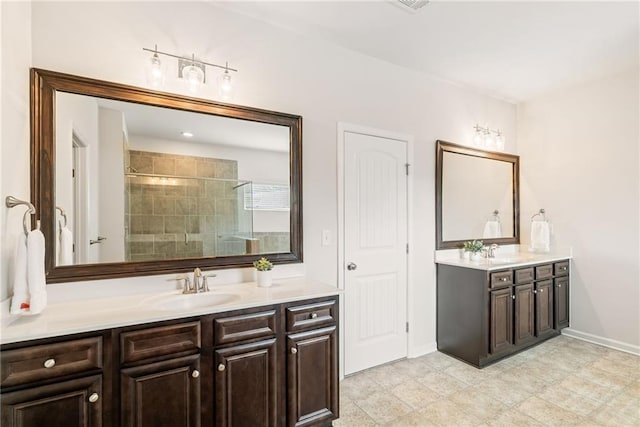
[{"x1": 181, "y1": 131, "x2": 194, "y2": 138}]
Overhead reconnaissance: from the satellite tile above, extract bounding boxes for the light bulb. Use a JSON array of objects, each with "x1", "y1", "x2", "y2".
[
  {"x1": 218, "y1": 70, "x2": 233, "y2": 100},
  {"x1": 182, "y1": 63, "x2": 204, "y2": 93},
  {"x1": 146, "y1": 52, "x2": 164, "y2": 88},
  {"x1": 496, "y1": 133, "x2": 505, "y2": 151},
  {"x1": 485, "y1": 133, "x2": 494, "y2": 149},
  {"x1": 473, "y1": 129, "x2": 483, "y2": 147}
]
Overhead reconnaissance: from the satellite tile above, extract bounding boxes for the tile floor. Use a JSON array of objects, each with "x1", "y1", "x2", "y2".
[{"x1": 335, "y1": 336, "x2": 640, "y2": 426}]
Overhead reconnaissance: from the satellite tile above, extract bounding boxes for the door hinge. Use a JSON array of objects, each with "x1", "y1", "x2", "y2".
[
  {"x1": 405, "y1": 163, "x2": 410, "y2": 175},
  {"x1": 406, "y1": 243, "x2": 409, "y2": 254},
  {"x1": 406, "y1": 322, "x2": 409, "y2": 333},
  {"x1": 72, "y1": 168, "x2": 75, "y2": 178}
]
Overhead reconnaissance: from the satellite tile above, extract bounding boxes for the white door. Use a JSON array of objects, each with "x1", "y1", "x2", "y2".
[{"x1": 342, "y1": 130, "x2": 408, "y2": 375}]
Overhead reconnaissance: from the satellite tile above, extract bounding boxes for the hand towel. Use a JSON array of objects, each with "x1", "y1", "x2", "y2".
[
  {"x1": 10, "y1": 233, "x2": 29, "y2": 314},
  {"x1": 59, "y1": 225, "x2": 73, "y2": 265},
  {"x1": 482, "y1": 220, "x2": 502, "y2": 238},
  {"x1": 530, "y1": 220, "x2": 550, "y2": 252},
  {"x1": 27, "y1": 229, "x2": 47, "y2": 314}
]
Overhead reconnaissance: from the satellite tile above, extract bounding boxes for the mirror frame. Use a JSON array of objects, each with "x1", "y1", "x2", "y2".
[
  {"x1": 31, "y1": 68, "x2": 303, "y2": 283},
  {"x1": 435, "y1": 140, "x2": 520, "y2": 249}
]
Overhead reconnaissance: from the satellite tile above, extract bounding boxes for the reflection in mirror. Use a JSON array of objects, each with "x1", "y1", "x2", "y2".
[
  {"x1": 31, "y1": 68, "x2": 302, "y2": 283},
  {"x1": 55, "y1": 93, "x2": 290, "y2": 266},
  {"x1": 436, "y1": 140, "x2": 519, "y2": 249}
]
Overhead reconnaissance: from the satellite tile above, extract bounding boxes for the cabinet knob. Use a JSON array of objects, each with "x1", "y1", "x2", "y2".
[
  {"x1": 43, "y1": 358, "x2": 56, "y2": 369},
  {"x1": 511, "y1": 295, "x2": 515, "y2": 300},
  {"x1": 558, "y1": 284, "x2": 562, "y2": 288},
  {"x1": 192, "y1": 370, "x2": 200, "y2": 378},
  {"x1": 533, "y1": 290, "x2": 537, "y2": 294},
  {"x1": 88, "y1": 393, "x2": 99, "y2": 403},
  {"x1": 540, "y1": 289, "x2": 544, "y2": 293},
  {"x1": 502, "y1": 278, "x2": 507, "y2": 282},
  {"x1": 291, "y1": 347, "x2": 298, "y2": 354},
  {"x1": 217, "y1": 363, "x2": 226, "y2": 372},
  {"x1": 311, "y1": 312, "x2": 318, "y2": 319}
]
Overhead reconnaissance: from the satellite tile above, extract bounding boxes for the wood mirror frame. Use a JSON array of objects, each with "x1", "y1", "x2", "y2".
[
  {"x1": 435, "y1": 140, "x2": 520, "y2": 250},
  {"x1": 31, "y1": 68, "x2": 303, "y2": 283}
]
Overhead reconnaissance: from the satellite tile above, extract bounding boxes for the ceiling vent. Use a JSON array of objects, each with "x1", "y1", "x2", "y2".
[{"x1": 393, "y1": 0, "x2": 429, "y2": 13}]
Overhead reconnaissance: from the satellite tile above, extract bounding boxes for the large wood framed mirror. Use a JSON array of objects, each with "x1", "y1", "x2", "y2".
[
  {"x1": 436, "y1": 140, "x2": 520, "y2": 249},
  {"x1": 31, "y1": 68, "x2": 302, "y2": 283}
]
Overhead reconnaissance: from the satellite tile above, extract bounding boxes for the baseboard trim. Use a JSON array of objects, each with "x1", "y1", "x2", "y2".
[
  {"x1": 408, "y1": 342, "x2": 437, "y2": 358},
  {"x1": 562, "y1": 328, "x2": 640, "y2": 356}
]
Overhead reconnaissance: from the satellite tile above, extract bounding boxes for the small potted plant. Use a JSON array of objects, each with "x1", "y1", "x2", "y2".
[
  {"x1": 253, "y1": 257, "x2": 273, "y2": 287},
  {"x1": 463, "y1": 240, "x2": 484, "y2": 260}
]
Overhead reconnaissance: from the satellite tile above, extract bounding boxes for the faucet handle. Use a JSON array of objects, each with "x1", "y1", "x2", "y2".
[{"x1": 177, "y1": 276, "x2": 194, "y2": 294}]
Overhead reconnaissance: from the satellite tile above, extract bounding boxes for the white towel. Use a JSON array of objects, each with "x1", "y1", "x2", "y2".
[
  {"x1": 28, "y1": 229, "x2": 47, "y2": 314},
  {"x1": 530, "y1": 220, "x2": 550, "y2": 252},
  {"x1": 10, "y1": 233, "x2": 29, "y2": 314},
  {"x1": 59, "y1": 225, "x2": 73, "y2": 265},
  {"x1": 483, "y1": 220, "x2": 502, "y2": 238}
]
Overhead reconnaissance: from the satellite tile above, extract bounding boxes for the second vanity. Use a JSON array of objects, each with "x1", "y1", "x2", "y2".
[
  {"x1": 0, "y1": 278, "x2": 339, "y2": 427},
  {"x1": 436, "y1": 251, "x2": 571, "y2": 368}
]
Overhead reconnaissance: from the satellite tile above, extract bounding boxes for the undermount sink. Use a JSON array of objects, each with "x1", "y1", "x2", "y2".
[{"x1": 149, "y1": 292, "x2": 240, "y2": 311}]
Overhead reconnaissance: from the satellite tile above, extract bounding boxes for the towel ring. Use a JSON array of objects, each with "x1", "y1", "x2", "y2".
[
  {"x1": 5, "y1": 196, "x2": 36, "y2": 235},
  {"x1": 56, "y1": 206, "x2": 68, "y2": 227},
  {"x1": 531, "y1": 208, "x2": 547, "y2": 222}
]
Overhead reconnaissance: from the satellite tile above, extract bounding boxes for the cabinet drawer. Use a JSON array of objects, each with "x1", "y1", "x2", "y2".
[
  {"x1": 214, "y1": 310, "x2": 277, "y2": 346},
  {"x1": 1, "y1": 336, "x2": 103, "y2": 388},
  {"x1": 554, "y1": 261, "x2": 569, "y2": 276},
  {"x1": 120, "y1": 321, "x2": 200, "y2": 365},
  {"x1": 490, "y1": 271, "x2": 513, "y2": 288},
  {"x1": 535, "y1": 264, "x2": 553, "y2": 279},
  {"x1": 286, "y1": 300, "x2": 336, "y2": 332},
  {"x1": 515, "y1": 268, "x2": 534, "y2": 284}
]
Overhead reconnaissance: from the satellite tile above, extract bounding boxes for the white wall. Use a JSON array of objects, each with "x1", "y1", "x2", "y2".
[
  {"x1": 1, "y1": 2, "x2": 517, "y2": 354},
  {"x1": 518, "y1": 70, "x2": 640, "y2": 351},
  {"x1": 1, "y1": 1, "x2": 31, "y2": 300},
  {"x1": 98, "y1": 107, "x2": 126, "y2": 262}
]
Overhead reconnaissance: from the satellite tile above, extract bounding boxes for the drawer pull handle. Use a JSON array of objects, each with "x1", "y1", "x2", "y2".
[
  {"x1": 217, "y1": 364, "x2": 226, "y2": 372},
  {"x1": 311, "y1": 313, "x2": 318, "y2": 319},
  {"x1": 88, "y1": 393, "x2": 99, "y2": 403},
  {"x1": 192, "y1": 370, "x2": 200, "y2": 378},
  {"x1": 44, "y1": 358, "x2": 56, "y2": 369},
  {"x1": 291, "y1": 347, "x2": 298, "y2": 354}
]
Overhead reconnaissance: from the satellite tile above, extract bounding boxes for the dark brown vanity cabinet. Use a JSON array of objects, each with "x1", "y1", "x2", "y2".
[
  {"x1": 0, "y1": 335, "x2": 104, "y2": 427},
  {"x1": 119, "y1": 322, "x2": 202, "y2": 427},
  {"x1": 285, "y1": 300, "x2": 339, "y2": 427},
  {"x1": 1, "y1": 295, "x2": 339, "y2": 427},
  {"x1": 437, "y1": 260, "x2": 570, "y2": 367}
]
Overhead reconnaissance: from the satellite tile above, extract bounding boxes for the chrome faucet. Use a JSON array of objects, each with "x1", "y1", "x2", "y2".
[
  {"x1": 488, "y1": 244, "x2": 499, "y2": 258},
  {"x1": 180, "y1": 268, "x2": 216, "y2": 294}
]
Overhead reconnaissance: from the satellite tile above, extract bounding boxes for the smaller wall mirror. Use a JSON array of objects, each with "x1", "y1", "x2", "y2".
[{"x1": 436, "y1": 140, "x2": 520, "y2": 249}]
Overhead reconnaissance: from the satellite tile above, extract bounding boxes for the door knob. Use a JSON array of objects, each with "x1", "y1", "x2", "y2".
[{"x1": 347, "y1": 262, "x2": 357, "y2": 271}]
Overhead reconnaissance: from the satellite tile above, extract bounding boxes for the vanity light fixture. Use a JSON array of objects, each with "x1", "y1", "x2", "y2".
[
  {"x1": 473, "y1": 124, "x2": 505, "y2": 151},
  {"x1": 142, "y1": 45, "x2": 238, "y2": 98}
]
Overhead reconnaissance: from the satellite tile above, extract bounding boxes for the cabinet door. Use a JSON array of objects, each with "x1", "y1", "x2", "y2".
[
  {"x1": 554, "y1": 277, "x2": 570, "y2": 329},
  {"x1": 536, "y1": 280, "x2": 554, "y2": 336},
  {"x1": 287, "y1": 326, "x2": 338, "y2": 427},
  {"x1": 1, "y1": 374, "x2": 102, "y2": 427},
  {"x1": 214, "y1": 338, "x2": 277, "y2": 427},
  {"x1": 121, "y1": 354, "x2": 200, "y2": 427},
  {"x1": 514, "y1": 283, "x2": 535, "y2": 345},
  {"x1": 489, "y1": 288, "x2": 513, "y2": 354}
]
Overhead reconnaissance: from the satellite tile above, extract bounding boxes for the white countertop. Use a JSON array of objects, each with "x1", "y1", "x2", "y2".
[
  {"x1": 0, "y1": 278, "x2": 340, "y2": 345},
  {"x1": 435, "y1": 246, "x2": 572, "y2": 271}
]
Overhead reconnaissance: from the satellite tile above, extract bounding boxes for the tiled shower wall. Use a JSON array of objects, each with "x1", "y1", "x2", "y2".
[{"x1": 125, "y1": 150, "x2": 248, "y2": 261}]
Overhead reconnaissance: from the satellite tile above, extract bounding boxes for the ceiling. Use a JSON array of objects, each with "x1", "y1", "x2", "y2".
[{"x1": 218, "y1": 1, "x2": 639, "y2": 103}]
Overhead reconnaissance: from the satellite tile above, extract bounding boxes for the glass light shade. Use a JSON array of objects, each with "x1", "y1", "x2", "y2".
[
  {"x1": 182, "y1": 64, "x2": 205, "y2": 93},
  {"x1": 484, "y1": 133, "x2": 494, "y2": 149},
  {"x1": 473, "y1": 129, "x2": 483, "y2": 147},
  {"x1": 218, "y1": 71, "x2": 233, "y2": 100},
  {"x1": 145, "y1": 53, "x2": 164, "y2": 88},
  {"x1": 496, "y1": 133, "x2": 505, "y2": 151}
]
